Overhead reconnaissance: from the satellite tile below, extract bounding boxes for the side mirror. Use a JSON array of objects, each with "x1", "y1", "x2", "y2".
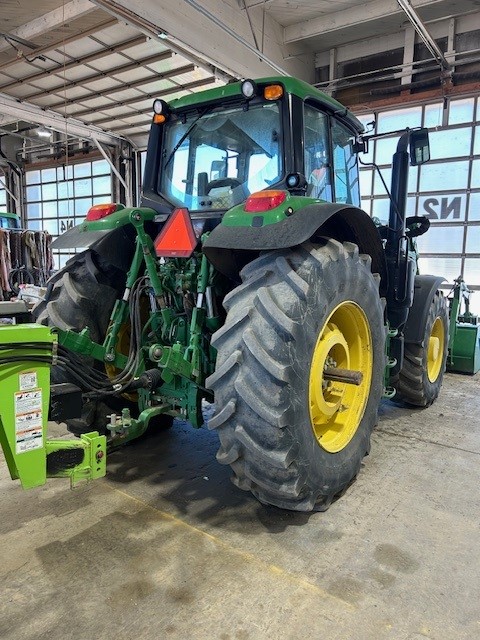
[{"x1": 410, "y1": 128, "x2": 430, "y2": 166}]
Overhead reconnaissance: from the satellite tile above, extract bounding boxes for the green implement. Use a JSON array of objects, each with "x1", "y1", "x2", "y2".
[
  {"x1": 0, "y1": 324, "x2": 106, "y2": 488},
  {"x1": 447, "y1": 278, "x2": 480, "y2": 374}
]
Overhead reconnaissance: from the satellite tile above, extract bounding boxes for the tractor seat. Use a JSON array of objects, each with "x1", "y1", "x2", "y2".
[{"x1": 206, "y1": 178, "x2": 243, "y2": 209}]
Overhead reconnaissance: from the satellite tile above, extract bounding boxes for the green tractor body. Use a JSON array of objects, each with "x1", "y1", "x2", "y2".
[
  {"x1": 0, "y1": 77, "x2": 455, "y2": 510},
  {"x1": 0, "y1": 212, "x2": 21, "y2": 229}
]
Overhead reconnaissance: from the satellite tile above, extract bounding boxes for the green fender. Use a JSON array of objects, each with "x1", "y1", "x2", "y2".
[
  {"x1": 52, "y1": 206, "x2": 158, "y2": 271},
  {"x1": 203, "y1": 202, "x2": 388, "y2": 294}
]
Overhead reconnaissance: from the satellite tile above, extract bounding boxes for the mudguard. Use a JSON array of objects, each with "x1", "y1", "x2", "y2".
[
  {"x1": 52, "y1": 224, "x2": 137, "y2": 272},
  {"x1": 203, "y1": 203, "x2": 388, "y2": 294},
  {"x1": 403, "y1": 275, "x2": 445, "y2": 344},
  {"x1": 52, "y1": 207, "x2": 159, "y2": 272}
]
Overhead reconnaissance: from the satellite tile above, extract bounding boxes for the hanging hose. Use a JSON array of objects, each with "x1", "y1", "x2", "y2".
[
  {"x1": 8, "y1": 266, "x2": 35, "y2": 295},
  {"x1": 1, "y1": 228, "x2": 53, "y2": 297},
  {"x1": 55, "y1": 275, "x2": 155, "y2": 399}
]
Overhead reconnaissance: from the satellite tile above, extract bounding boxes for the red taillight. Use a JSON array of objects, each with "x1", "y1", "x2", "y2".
[
  {"x1": 154, "y1": 208, "x2": 197, "y2": 258},
  {"x1": 86, "y1": 203, "x2": 118, "y2": 221},
  {"x1": 244, "y1": 190, "x2": 287, "y2": 213}
]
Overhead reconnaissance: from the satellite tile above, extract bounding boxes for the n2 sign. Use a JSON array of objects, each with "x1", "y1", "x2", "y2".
[{"x1": 419, "y1": 195, "x2": 466, "y2": 222}]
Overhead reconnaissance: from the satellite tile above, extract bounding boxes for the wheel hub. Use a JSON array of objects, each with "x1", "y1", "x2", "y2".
[
  {"x1": 309, "y1": 301, "x2": 373, "y2": 453},
  {"x1": 312, "y1": 325, "x2": 349, "y2": 419}
]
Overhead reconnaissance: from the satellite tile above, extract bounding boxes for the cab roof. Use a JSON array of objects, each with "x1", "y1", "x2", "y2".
[{"x1": 168, "y1": 76, "x2": 364, "y2": 135}]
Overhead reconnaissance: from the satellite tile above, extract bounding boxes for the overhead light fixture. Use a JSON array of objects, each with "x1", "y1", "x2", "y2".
[{"x1": 36, "y1": 128, "x2": 52, "y2": 138}]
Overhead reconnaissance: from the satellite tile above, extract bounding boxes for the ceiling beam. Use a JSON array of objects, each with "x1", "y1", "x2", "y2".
[
  {"x1": 109, "y1": 122, "x2": 150, "y2": 132},
  {"x1": 0, "y1": 18, "x2": 116, "y2": 72},
  {"x1": 0, "y1": 92, "x2": 127, "y2": 146},
  {"x1": 285, "y1": 0, "x2": 477, "y2": 47},
  {"x1": 0, "y1": 0, "x2": 97, "y2": 53},
  {"x1": 89, "y1": 77, "x2": 216, "y2": 124},
  {"x1": 22, "y1": 50, "x2": 174, "y2": 102},
  {"x1": 397, "y1": 0, "x2": 450, "y2": 70},
  {"x1": 0, "y1": 35, "x2": 147, "y2": 91},
  {"x1": 68, "y1": 64, "x2": 197, "y2": 115},
  {"x1": 90, "y1": 0, "x2": 312, "y2": 81}
]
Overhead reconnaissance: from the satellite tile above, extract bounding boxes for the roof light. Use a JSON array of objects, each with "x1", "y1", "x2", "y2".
[
  {"x1": 244, "y1": 190, "x2": 287, "y2": 213},
  {"x1": 264, "y1": 84, "x2": 284, "y2": 100},
  {"x1": 241, "y1": 79, "x2": 257, "y2": 99},
  {"x1": 153, "y1": 99, "x2": 168, "y2": 114},
  {"x1": 286, "y1": 174, "x2": 299, "y2": 188},
  {"x1": 154, "y1": 208, "x2": 198, "y2": 258},
  {"x1": 86, "y1": 203, "x2": 119, "y2": 221},
  {"x1": 152, "y1": 99, "x2": 170, "y2": 123}
]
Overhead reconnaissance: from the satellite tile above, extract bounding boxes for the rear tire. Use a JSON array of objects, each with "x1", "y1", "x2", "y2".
[
  {"x1": 207, "y1": 240, "x2": 385, "y2": 512},
  {"x1": 33, "y1": 249, "x2": 125, "y2": 342},
  {"x1": 392, "y1": 290, "x2": 448, "y2": 407},
  {"x1": 33, "y1": 250, "x2": 127, "y2": 433}
]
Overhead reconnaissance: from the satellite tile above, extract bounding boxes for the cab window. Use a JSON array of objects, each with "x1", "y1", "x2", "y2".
[
  {"x1": 303, "y1": 104, "x2": 333, "y2": 201},
  {"x1": 331, "y1": 119, "x2": 360, "y2": 206},
  {"x1": 160, "y1": 101, "x2": 282, "y2": 211}
]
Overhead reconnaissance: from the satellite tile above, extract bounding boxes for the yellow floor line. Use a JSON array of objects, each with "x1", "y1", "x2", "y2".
[{"x1": 104, "y1": 481, "x2": 355, "y2": 612}]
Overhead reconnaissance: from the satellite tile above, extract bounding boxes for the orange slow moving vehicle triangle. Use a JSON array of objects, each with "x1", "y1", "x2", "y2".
[{"x1": 154, "y1": 208, "x2": 198, "y2": 258}]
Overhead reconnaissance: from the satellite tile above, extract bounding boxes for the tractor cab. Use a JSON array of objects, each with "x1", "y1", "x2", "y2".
[{"x1": 141, "y1": 77, "x2": 364, "y2": 218}]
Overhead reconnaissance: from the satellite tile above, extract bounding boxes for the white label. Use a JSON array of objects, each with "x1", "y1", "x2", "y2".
[
  {"x1": 14, "y1": 390, "x2": 43, "y2": 454},
  {"x1": 19, "y1": 371, "x2": 38, "y2": 391}
]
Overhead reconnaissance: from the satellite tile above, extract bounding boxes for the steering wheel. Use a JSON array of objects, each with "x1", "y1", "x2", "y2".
[{"x1": 206, "y1": 178, "x2": 242, "y2": 193}]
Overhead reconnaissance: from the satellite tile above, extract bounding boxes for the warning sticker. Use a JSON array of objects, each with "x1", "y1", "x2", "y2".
[
  {"x1": 15, "y1": 389, "x2": 42, "y2": 415},
  {"x1": 14, "y1": 389, "x2": 43, "y2": 454},
  {"x1": 19, "y1": 371, "x2": 38, "y2": 391}
]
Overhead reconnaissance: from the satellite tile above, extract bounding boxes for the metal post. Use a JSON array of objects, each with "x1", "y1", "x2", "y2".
[{"x1": 92, "y1": 137, "x2": 132, "y2": 207}]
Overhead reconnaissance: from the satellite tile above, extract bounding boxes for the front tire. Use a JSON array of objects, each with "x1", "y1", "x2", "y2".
[
  {"x1": 207, "y1": 240, "x2": 385, "y2": 512},
  {"x1": 393, "y1": 290, "x2": 448, "y2": 407}
]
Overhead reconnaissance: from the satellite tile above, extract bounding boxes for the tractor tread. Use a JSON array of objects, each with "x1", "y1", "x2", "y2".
[
  {"x1": 207, "y1": 399, "x2": 236, "y2": 430},
  {"x1": 255, "y1": 287, "x2": 295, "y2": 339}
]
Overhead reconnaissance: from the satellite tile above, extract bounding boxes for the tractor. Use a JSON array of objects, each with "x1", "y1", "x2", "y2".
[
  {"x1": 0, "y1": 77, "x2": 450, "y2": 511},
  {"x1": 0, "y1": 211, "x2": 21, "y2": 230}
]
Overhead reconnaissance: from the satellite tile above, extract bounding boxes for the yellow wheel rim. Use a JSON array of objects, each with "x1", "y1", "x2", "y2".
[
  {"x1": 427, "y1": 317, "x2": 445, "y2": 383},
  {"x1": 308, "y1": 301, "x2": 373, "y2": 453}
]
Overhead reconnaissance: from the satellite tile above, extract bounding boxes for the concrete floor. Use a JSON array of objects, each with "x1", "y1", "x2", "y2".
[{"x1": 1, "y1": 371, "x2": 479, "y2": 640}]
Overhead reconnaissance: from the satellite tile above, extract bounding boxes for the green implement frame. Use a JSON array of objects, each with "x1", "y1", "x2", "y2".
[
  {"x1": 447, "y1": 278, "x2": 480, "y2": 375},
  {"x1": 0, "y1": 324, "x2": 106, "y2": 488}
]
